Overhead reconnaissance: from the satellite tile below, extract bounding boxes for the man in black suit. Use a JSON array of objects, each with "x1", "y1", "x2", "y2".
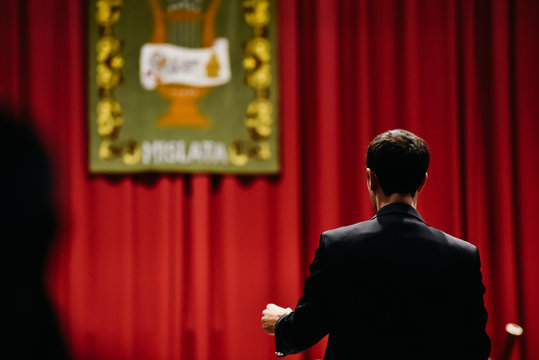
[{"x1": 261, "y1": 129, "x2": 490, "y2": 359}]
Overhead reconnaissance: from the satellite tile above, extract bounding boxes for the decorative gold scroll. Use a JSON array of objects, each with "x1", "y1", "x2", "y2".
[
  {"x1": 95, "y1": 0, "x2": 141, "y2": 165},
  {"x1": 228, "y1": 0, "x2": 273, "y2": 166}
]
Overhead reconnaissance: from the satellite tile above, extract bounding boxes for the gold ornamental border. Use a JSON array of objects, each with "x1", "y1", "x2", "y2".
[
  {"x1": 95, "y1": 0, "x2": 141, "y2": 165},
  {"x1": 228, "y1": 0, "x2": 274, "y2": 166}
]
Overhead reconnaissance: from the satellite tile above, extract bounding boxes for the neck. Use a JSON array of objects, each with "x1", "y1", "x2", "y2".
[{"x1": 374, "y1": 192, "x2": 416, "y2": 212}]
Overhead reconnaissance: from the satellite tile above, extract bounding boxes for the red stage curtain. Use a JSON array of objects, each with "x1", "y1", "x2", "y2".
[{"x1": 1, "y1": 0, "x2": 538, "y2": 359}]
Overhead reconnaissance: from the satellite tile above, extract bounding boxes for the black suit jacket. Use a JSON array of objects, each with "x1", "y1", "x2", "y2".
[{"x1": 275, "y1": 203, "x2": 490, "y2": 359}]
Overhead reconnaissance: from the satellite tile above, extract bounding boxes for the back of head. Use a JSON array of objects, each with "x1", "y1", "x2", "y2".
[{"x1": 366, "y1": 129, "x2": 429, "y2": 197}]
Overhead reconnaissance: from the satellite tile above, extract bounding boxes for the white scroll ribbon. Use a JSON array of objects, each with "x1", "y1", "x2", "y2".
[{"x1": 140, "y1": 38, "x2": 231, "y2": 90}]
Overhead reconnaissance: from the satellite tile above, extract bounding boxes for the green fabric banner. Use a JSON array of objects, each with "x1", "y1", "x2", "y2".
[{"x1": 89, "y1": 0, "x2": 279, "y2": 173}]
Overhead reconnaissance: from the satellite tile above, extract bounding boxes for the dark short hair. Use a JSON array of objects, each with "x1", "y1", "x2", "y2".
[{"x1": 366, "y1": 129, "x2": 429, "y2": 197}]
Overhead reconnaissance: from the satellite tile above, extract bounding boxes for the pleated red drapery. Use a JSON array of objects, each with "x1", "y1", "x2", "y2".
[{"x1": 0, "y1": 0, "x2": 538, "y2": 359}]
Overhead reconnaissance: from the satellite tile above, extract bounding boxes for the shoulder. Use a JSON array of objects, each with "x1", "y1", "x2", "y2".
[
  {"x1": 318, "y1": 220, "x2": 382, "y2": 258},
  {"x1": 431, "y1": 228, "x2": 477, "y2": 253},
  {"x1": 427, "y1": 227, "x2": 480, "y2": 266},
  {"x1": 322, "y1": 219, "x2": 380, "y2": 243}
]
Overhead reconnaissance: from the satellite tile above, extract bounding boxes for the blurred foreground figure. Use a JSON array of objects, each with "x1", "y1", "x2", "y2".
[
  {"x1": 262, "y1": 129, "x2": 490, "y2": 359},
  {"x1": 0, "y1": 110, "x2": 69, "y2": 359}
]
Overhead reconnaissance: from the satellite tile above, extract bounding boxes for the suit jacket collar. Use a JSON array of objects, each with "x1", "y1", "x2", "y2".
[{"x1": 372, "y1": 202, "x2": 427, "y2": 225}]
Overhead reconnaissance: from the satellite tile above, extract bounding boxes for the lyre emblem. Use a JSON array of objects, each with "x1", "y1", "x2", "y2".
[{"x1": 140, "y1": 0, "x2": 231, "y2": 127}]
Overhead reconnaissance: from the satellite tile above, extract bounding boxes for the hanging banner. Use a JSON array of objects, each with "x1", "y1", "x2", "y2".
[{"x1": 88, "y1": 0, "x2": 279, "y2": 173}]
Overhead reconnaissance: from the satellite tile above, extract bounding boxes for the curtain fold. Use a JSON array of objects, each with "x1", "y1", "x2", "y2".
[{"x1": 1, "y1": 0, "x2": 538, "y2": 359}]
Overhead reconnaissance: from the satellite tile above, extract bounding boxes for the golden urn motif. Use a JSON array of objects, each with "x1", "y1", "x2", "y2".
[{"x1": 144, "y1": 0, "x2": 227, "y2": 127}]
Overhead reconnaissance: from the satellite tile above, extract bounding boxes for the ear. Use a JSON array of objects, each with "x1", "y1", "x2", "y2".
[
  {"x1": 366, "y1": 168, "x2": 378, "y2": 191},
  {"x1": 416, "y1": 172, "x2": 428, "y2": 193}
]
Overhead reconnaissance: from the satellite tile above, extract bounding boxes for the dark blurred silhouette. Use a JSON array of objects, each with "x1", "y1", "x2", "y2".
[{"x1": 0, "y1": 109, "x2": 70, "y2": 359}]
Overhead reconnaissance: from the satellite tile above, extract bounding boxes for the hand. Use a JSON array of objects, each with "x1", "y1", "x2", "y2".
[{"x1": 261, "y1": 303, "x2": 292, "y2": 335}]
